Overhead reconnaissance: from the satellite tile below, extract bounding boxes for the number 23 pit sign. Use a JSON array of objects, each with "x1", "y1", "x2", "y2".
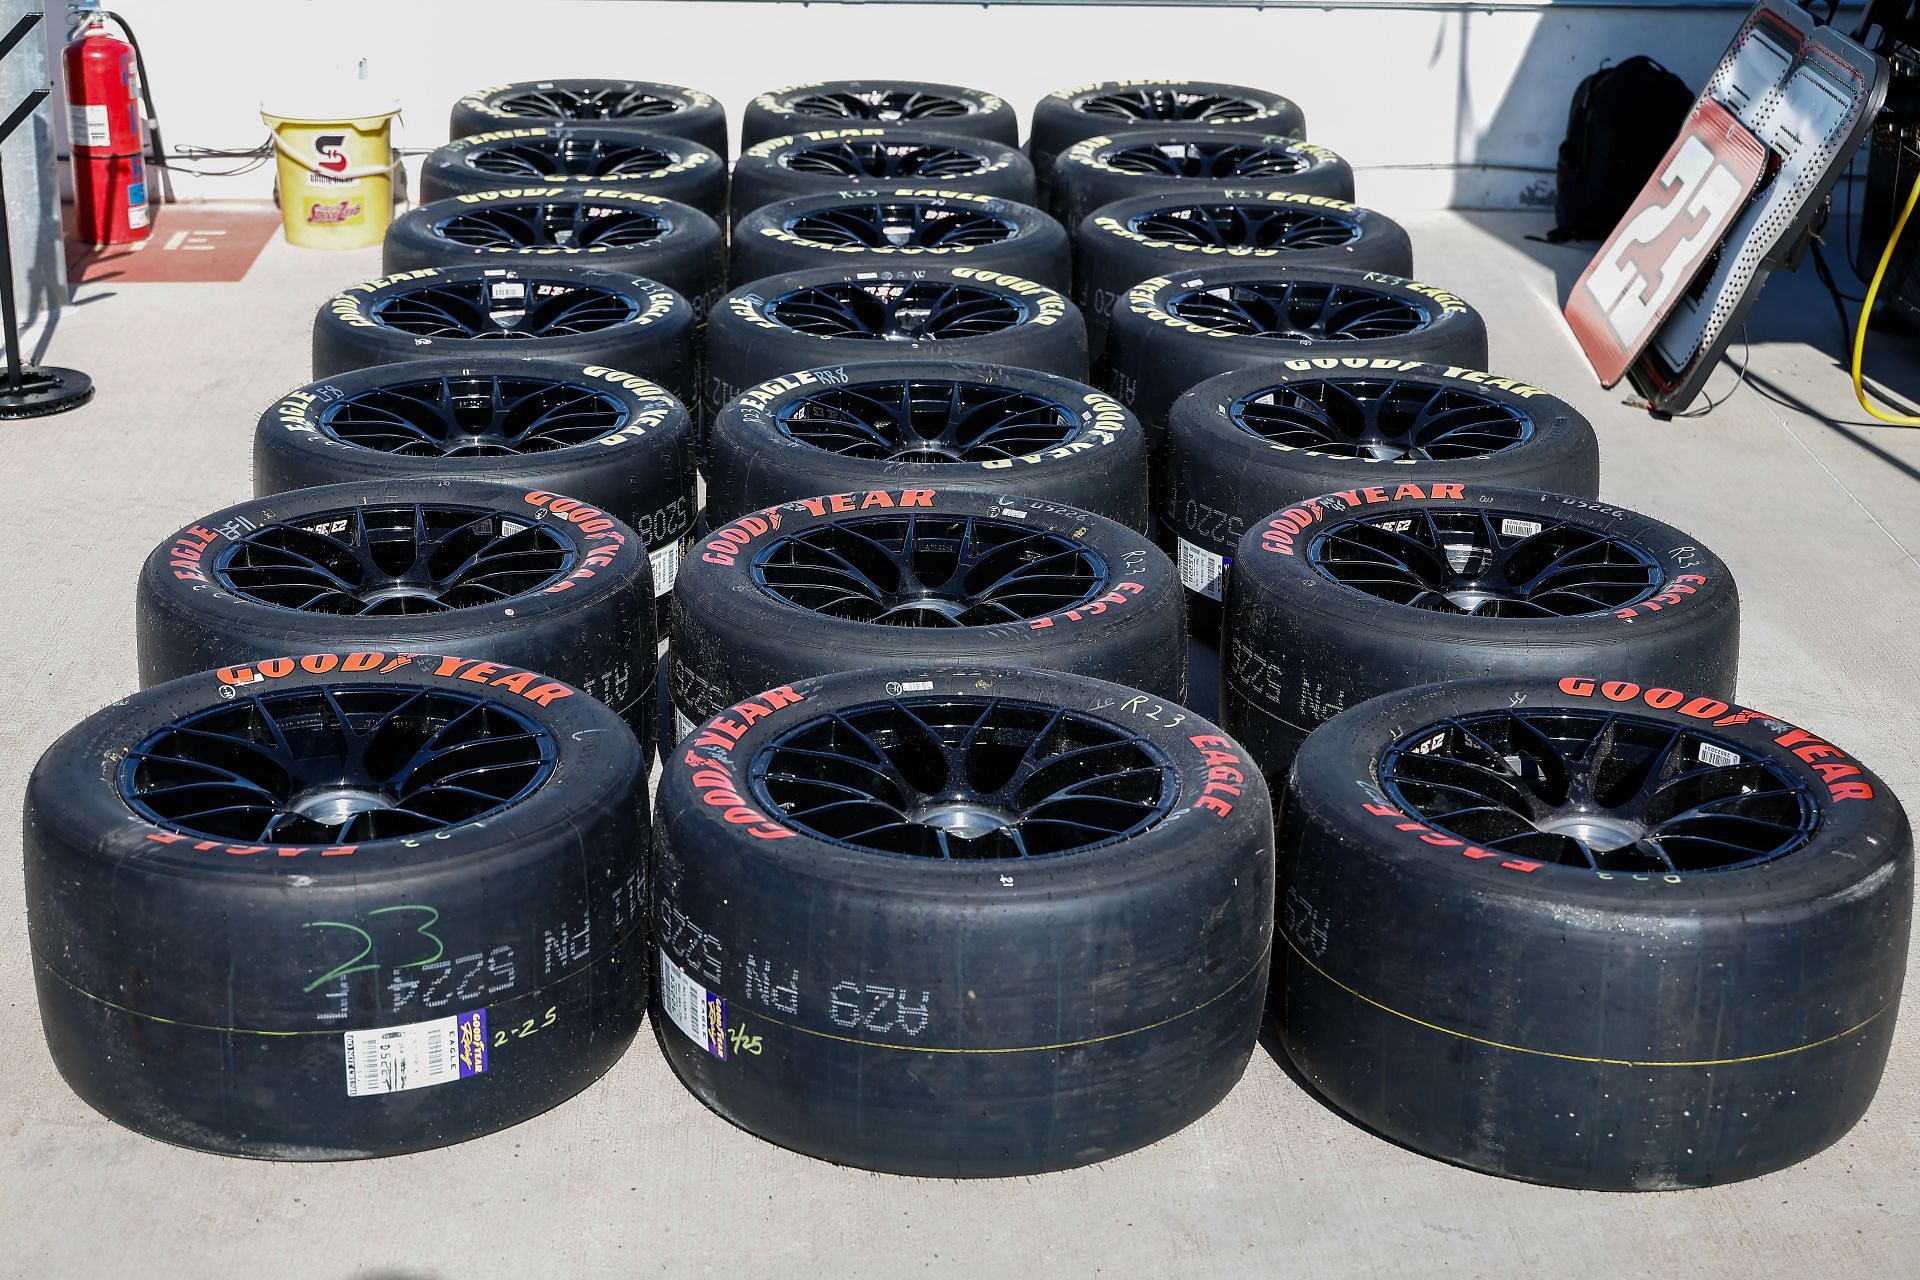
[{"x1": 1565, "y1": 98, "x2": 1769, "y2": 389}]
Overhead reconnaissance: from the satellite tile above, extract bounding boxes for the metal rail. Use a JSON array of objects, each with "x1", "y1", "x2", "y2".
[{"x1": 595, "y1": 0, "x2": 1843, "y2": 11}]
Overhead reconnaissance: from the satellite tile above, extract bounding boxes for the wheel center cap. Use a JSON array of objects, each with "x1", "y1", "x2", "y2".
[
  {"x1": 884, "y1": 595, "x2": 971, "y2": 623},
  {"x1": 290, "y1": 787, "x2": 398, "y2": 825},
  {"x1": 1537, "y1": 812, "x2": 1646, "y2": 851},
  {"x1": 915, "y1": 801, "x2": 1013, "y2": 840},
  {"x1": 360, "y1": 582, "x2": 444, "y2": 606}
]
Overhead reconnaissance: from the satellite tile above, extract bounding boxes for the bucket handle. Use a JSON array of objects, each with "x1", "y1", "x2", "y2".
[{"x1": 269, "y1": 127, "x2": 394, "y2": 182}]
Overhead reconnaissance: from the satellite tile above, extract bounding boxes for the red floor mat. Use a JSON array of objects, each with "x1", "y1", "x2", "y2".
[{"x1": 65, "y1": 205, "x2": 281, "y2": 284}]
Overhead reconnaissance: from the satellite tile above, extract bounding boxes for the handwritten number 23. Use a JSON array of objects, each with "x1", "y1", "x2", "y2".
[{"x1": 303, "y1": 905, "x2": 445, "y2": 994}]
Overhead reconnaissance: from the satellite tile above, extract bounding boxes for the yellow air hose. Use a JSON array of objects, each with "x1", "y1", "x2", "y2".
[{"x1": 1852, "y1": 167, "x2": 1920, "y2": 424}]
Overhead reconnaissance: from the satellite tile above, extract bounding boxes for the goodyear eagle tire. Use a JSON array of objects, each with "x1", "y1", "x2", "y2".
[
  {"x1": 1102, "y1": 265, "x2": 1489, "y2": 432},
  {"x1": 25, "y1": 655, "x2": 647, "y2": 1159},
  {"x1": 731, "y1": 128, "x2": 1037, "y2": 219},
  {"x1": 741, "y1": 80, "x2": 1019, "y2": 149},
  {"x1": 136, "y1": 479, "x2": 657, "y2": 752},
  {"x1": 704, "y1": 361, "x2": 1146, "y2": 530},
  {"x1": 1074, "y1": 191, "x2": 1413, "y2": 353},
  {"x1": 310, "y1": 265, "x2": 697, "y2": 408},
  {"x1": 1051, "y1": 131, "x2": 1353, "y2": 231},
  {"x1": 652, "y1": 665, "x2": 1272, "y2": 1176},
  {"x1": 1162, "y1": 365, "x2": 1600, "y2": 637},
  {"x1": 253, "y1": 359, "x2": 695, "y2": 615},
  {"x1": 1029, "y1": 80, "x2": 1306, "y2": 194},
  {"x1": 1280, "y1": 676, "x2": 1912, "y2": 1189},
  {"x1": 731, "y1": 190, "x2": 1070, "y2": 290},
  {"x1": 418, "y1": 126, "x2": 726, "y2": 217},
  {"x1": 668, "y1": 489, "x2": 1187, "y2": 748},
  {"x1": 449, "y1": 80, "x2": 729, "y2": 157},
  {"x1": 1220, "y1": 485, "x2": 1738, "y2": 785},
  {"x1": 382, "y1": 189, "x2": 725, "y2": 318},
  {"x1": 705, "y1": 266, "x2": 1086, "y2": 424}
]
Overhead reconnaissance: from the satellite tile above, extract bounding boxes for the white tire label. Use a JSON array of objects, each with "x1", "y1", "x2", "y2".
[
  {"x1": 659, "y1": 948, "x2": 728, "y2": 1059},
  {"x1": 343, "y1": 1009, "x2": 487, "y2": 1097},
  {"x1": 672, "y1": 707, "x2": 697, "y2": 744},
  {"x1": 1499, "y1": 518, "x2": 1543, "y2": 539},
  {"x1": 1697, "y1": 743, "x2": 1739, "y2": 769},
  {"x1": 650, "y1": 540, "x2": 682, "y2": 597},
  {"x1": 1177, "y1": 537, "x2": 1227, "y2": 601}
]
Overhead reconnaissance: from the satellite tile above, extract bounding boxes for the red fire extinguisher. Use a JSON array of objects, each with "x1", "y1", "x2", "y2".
[{"x1": 65, "y1": 11, "x2": 151, "y2": 246}]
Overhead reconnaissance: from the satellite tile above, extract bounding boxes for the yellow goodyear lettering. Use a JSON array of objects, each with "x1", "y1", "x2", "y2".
[
  {"x1": 454, "y1": 186, "x2": 668, "y2": 207},
  {"x1": 1281, "y1": 356, "x2": 1431, "y2": 374},
  {"x1": 1126, "y1": 276, "x2": 1231, "y2": 337},
  {"x1": 463, "y1": 126, "x2": 552, "y2": 145}
]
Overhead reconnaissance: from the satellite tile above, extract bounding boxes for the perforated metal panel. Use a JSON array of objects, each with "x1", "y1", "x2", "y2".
[{"x1": 1566, "y1": 1, "x2": 1886, "y2": 413}]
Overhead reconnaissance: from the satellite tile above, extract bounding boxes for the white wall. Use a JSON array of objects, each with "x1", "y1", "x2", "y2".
[{"x1": 57, "y1": 1, "x2": 1743, "y2": 210}]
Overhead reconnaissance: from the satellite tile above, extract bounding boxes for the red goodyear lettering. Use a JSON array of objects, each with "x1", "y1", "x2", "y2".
[
  {"x1": 700, "y1": 509, "x2": 784, "y2": 566},
  {"x1": 1258, "y1": 483, "x2": 1466, "y2": 556},
  {"x1": 1554, "y1": 677, "x2": 1727, "y2": 721},
  {"x1": 219, "y1": 650, "x2": 419, "y2": 685},
  {"x1": 689, "y1": 686, "x2": 804, "y2": 755},
  {"x1": 1558, "y1": 678, "x2": 1872, "y2": 802},
  {"x1": 523, "y1": 491, "x2": 628, "y2": 592},
  {"x1": 679, "y1": 694, "x2": 805, "y2": 840},
  {"x1": 1028, "y1": 581, "x2": 1145, "y2": 629},
  {"x1": 144, "y1": 831, "x2": 356, "y2": 858},
  {"x1": 1359, "y1": 801, "x2": 1540, "y2": 873},
  {"x1": 793, "y1": 489, "x2": 937, "y2": 518},
  {"x1": 167, "y1": 524, "x2": 221, "y2": 582},
  {"x1": 213, "y1": 652, "x2": 569, "y2": 707},
  {"x1": 1615, "y1": 574, "x2": 1708, "y2": 621},
  {"x1": 1187, "y1": 734, "x2": 1247, "y2": 817},
  {"x1": 1774, "y1": 729, "x2": 1875, "y2": 802},
  {"x1": 431, "y1": 656, "x2": 572, "y2": 706}
]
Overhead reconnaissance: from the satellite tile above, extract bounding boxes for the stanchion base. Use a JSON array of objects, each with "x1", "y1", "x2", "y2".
[{"x1": 0, "y1": 365, "x2": 93, "y2": 418}]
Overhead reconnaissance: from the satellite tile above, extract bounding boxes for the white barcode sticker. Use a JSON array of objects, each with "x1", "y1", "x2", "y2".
[
  {"x1": 658, "y1": 949, "x2": 728, "y2": 1059},
  {"x1": 343, "y1": 1010, "x2": 487, "y2": 1097},
  {"x1": 1176, "y1": 537, "x2": 1227, "y2": 600},
  {"x1": 672, "y1": 707, "x2": 697, "y2": 743},
  {"x1": 1500, "y1": 519, "x2": 1543, "y2": 539},
  {"x1": 1698, "y1": 743, "x2": 1740, "y2": 768},
  {"x1": 650, "y1": 541, "x2": 682, "y2": 597}
]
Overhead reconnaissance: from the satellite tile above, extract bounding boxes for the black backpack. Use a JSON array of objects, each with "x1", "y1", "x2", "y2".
[{"x1": 1549, "y1": 56, "x2": 1697, "y2": 242}]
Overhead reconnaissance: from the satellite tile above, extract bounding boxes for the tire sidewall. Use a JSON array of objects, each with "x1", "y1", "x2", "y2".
[
  {"x1": 669, "y1": 488, "x2": 1187, "y2": 721},
  {"x1": 704, "y1": 266, "x2": 1089, "y2": 420},
  {"x1": 703, "y1": 359, "x2": 1146, "y2": 529},
  {"x1": 382, "y1": 189, "x2": 725, "y2": 316},
  {"x1": 1103, "y1": 267, "x2": 1489, "y2": 429},
  {"x1": 731, "y1": 189, "x2": 1070, "y2": 291},
  {"x1": 730, "y1": 128, "x2": 1037, "y2": 218}
]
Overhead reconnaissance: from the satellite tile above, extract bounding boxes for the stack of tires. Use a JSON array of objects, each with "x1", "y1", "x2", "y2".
[{"x1": 24, "y1": 75, "x2": 1908, "y2": 1196}]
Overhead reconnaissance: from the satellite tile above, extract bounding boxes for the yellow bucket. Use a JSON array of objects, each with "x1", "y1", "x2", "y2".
[{"x1": 261, "y1": 86, "x2": 401, "y2": 250}]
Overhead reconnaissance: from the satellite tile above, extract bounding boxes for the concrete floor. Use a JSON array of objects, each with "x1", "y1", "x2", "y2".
[{"x1": 5, "y1": 209, "x2": 1919, "y2": 1277}]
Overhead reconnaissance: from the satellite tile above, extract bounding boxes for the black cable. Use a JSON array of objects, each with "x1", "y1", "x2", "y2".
[
  {"x1": 1811, "y1": 237, "x2": 1862, "y2": 354},
  {"x1": 1622, "y1": 326, "x2": 1751, "y2": 418},
  {"x1": 1670, "y1": 326, "x2": 1752, "y2": 418},
  {"x1": 1846, "y1": 143, "x2": 1862, "y2": 272}
]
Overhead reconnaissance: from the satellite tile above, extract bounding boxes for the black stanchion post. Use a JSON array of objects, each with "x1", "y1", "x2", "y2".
[{"x1": 0, "y1": 11, "x2": 90, "y2": 419}]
